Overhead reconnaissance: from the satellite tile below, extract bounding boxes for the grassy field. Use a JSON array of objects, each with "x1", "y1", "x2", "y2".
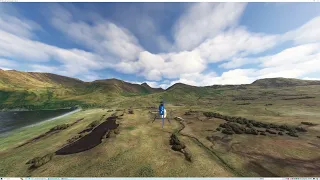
[
  {"x1": 0, "y1": 108, "x2": 235, "y2": 177},
  {"x1": 0, "y1": 72, "x2": 320, "y2": 177},
  {"x1": 0, "y1": 97, "x2": 319, "y2": 177}
]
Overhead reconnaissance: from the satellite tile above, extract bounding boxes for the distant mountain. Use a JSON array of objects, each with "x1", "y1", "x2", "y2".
[
  {"x1": 0, "y1": 70, "x2": 163, "y2": 94},
  {"x1": 166, "y1": 83, "x2": 197, "y2": 91},
  {"x1": 0, "y1": 70, "x2": 164, "y2": 109},
  {"x1": 1, "y1": 69, "x2": 319, "y2": 110},
  {"x1": 0, "y1": 69, "x2": 84, "y2": 89},
  {"x1": 251, "y1": 78, "x2": 320, "y2": 88},
  {"x1": 90, "y1": 79, "x2": 163, "y2": 95},
  {"x1": 141, "y1": 83, "x2": 163, "y2": 93}
]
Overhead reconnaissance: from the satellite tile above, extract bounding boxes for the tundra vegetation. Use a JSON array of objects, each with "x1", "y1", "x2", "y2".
[{"x1": 0, "y1": 70, "x2": 319, "y2": 177}]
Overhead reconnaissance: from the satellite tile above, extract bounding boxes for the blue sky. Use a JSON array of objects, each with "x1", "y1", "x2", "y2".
[{"x1": 0, "y1": 3, "x2": 320, "y2": 89}]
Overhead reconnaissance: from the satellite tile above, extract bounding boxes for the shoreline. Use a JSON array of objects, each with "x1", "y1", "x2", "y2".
[
  {"x1": 26, "y1": 108, "x2": 82, "y2": 128},
  {"x1": 0, "y1": 108, "x2": 82, "y2": 137},
  {"x1": 0, "y1": 106, "x2": 78, "y2": 112}
]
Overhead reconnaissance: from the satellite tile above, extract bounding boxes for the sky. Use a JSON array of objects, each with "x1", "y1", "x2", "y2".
[{"x1": 0, "y1": 2, "x2": 320, "y2": 89}]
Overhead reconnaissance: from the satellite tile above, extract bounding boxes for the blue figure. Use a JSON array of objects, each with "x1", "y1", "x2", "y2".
[{"x1": 159, "y1": 101, "x2": 165, "y2": 128}]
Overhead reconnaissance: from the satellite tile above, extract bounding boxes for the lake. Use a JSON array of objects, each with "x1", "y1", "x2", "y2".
[{"x1": 0, "y1": 108, "x2": 78, "y2": 135}]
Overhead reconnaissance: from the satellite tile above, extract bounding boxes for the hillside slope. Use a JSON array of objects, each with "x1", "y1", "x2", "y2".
[
  {"x1": 1, "y1": 69, "x2": 320, "y2": 109},
  {"x1": 0, "y1": 70, "x2": 163, "y2": 109},
  {"x1": 0, "y1": 70, "x2": 84, "y2": 89},
  {"x1": 90, "y1": 79, "x2": 163, "y2": 95},
  {"x1": 251, "y1": 78, "x2": 320, "y2": 88}
]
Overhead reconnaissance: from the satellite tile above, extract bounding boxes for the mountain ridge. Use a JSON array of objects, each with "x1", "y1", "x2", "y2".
[
  {"x1": 0, "y1": 69, "x2": 320, "y2": 91},
  {"x1": 251, "y1": 77, "x2": 320, "y2": 88},
  {"x1": 1, "y1": 70, "x2": 320, "y2": 110},
  {"x1": 1, "y1": 69, "x2": 320, "y2": 90}
]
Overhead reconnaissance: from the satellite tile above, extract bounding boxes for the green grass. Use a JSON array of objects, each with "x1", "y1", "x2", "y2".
[
  {"x1": 0, "y1": 90, "x2": 10, "y2": 103},
  {"x1": 125, "y1": 126, "x2": 136, "y2": 131},
  {"x1": 1, "y1": 103, "x2": 320, "y2": 177},
  {"x1": 137, "y1": 164, "x2": 155, "y2": 177},
  {"x1": 1, "y1": 73, "x2": 320, "y2": 177}
]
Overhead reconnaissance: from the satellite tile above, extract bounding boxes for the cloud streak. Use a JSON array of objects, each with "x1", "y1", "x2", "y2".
[{"x1": 0, "y1": 3, "x2": 320, "y2": 88}]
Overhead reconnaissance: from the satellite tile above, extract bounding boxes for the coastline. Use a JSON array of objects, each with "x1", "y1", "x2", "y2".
[
  {"x1": 0, "y1": 108, "x2": 82, "y2": 137},
  {"x1": 0, "y1": 106, "x2": 79, "y2": 112}
]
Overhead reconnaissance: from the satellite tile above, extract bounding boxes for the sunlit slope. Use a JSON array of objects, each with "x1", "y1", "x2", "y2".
[
  {"x1": 0, "y1": 70, "x2": 163, "y2": 109},
  {"x1": 0, "y1": 70, "x2": 84, "y2": 89},
  {"x1": 1, "y1": 69, "x2": 320, "y2": 109}
]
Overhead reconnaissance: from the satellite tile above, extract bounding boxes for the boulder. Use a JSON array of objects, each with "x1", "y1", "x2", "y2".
[
  {"x1": 114, "y1": 128, "x2": 120, "y2": 134},
  {"x1": 171, "y1": 144, "x2": 186, "y2": 151},
  {"x1": 260, "y1": 132, "x2": 266, "y2": 136},
  {"x1": 174, "y1": 117, "x2": 184, "y2": 121},
  {"x1": 182, "y1": 148, "x2": 192, "y2": 162},
  {"x1": 170, "y1": 134, "x2": 181, "y2": 145},
  {"x1": 222, "y1": 129, "x2": 234, "y2": 135}
]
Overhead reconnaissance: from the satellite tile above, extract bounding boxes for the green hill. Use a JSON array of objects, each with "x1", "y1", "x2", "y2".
[
  {"x1": 1, "y1": 69, "x2": 320, "y2": 110},
  {"x1": 0, "y1": 70, "x2": 163, "y2": 109},
  {"x1": 90, "y1": 79, "x2": 163, "y2": 96},
  {"x1": 1, "y1": 70, "x2": 320, "y2": 177},
  {"x1": 251, "y1": 77, "x2": 320, "y2": 88},
  {"x1": 0, "y1": 69, "x2": 84, "y2": 89}
]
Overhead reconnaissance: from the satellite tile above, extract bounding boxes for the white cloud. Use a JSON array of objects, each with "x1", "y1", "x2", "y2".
[
  {"x1": 30, "y1": 64, "x2": 103, "y2": 83},
  {"x1": 114, "y1": 61, "x2": 141, "y2": 74},
  {"x1": 106, "y1": 3, "x2": 173, "y2": 53},
  {"x1": 0, "y1": 4, "x2": 42, "y2": 39},
  {"x1": 283, "y1": 16, "x2": 320, "y2": 45},
  {"x1": 170, "y1": 42, "x2": 320, "y2": 87},
  {"x1": 1, "y1": 3, "x2": 320, "y2": 88},
  {"x1": 218, "y1": 16, "x2": 320, "y2": 70},
  {"x1": 255, "y1": 43, "x2": 320, "y2": 79},
  {"x1": 0, "y1": 15, "x2": 41, "y2": 39},
  {"x1": 0, "y1": 29, "x2": 110, "y2": 78},
  {"x1": 0, "y1": 5, "x2": 141, "y2": 81},
  {"x1": 30, "y1": 64, "x2": 60, "y2": 73},
  {"x1": 0, "y1": 58, "x2": 18, "y2": 68},
  {"x1": 81, "y1": 73, "x2": 102, "y2": 82},
  {"x1": 196, "y1": 28, "x2": 279, "y2": 63},
  {"x1": 168, "y1": 69, "x2": 256, "y2": 87},
  {"x1": 259, "y1": 43, "x2": 320, "y2": 67},
  {"x1": 155, "y1": 35, "x2": 173, "y2": 52},
  {"x1": 50, "y1": 5, "x2": 143, "y2": 62},
  {"x1": 112, "y1": 50, "x2": 206, "y2": 81},
  {"x1": 217, "y1": 43, "x2": 320, "y2": 82},
  {"x1": 161, "y1": 51, "x2": 206, "y2": 79},
  {"x1": 257, "y1": 69, "x2": 305, "y2": 79},
  {"x1": 142, "y1": 50, "x2": 205, "y2": 80},
  {"x1": 138, "y1": 51, "x2": 165, "y2": 72},
  {"x1": 144, "y1": 81, "x2": 162, "y2": 88},
  {"x1": 256, "y1": 59, "x2": 320, "y2": 80},
  {"x1": 219, "y1": 57, "x2": 256, "y2": 69},
  {"x1": 0, "y1": 30, "x2": 51, "y2": 62},
  {"x1": 142, "y1": 80, "x2": 176, "y2": 90},
  {"x1": 173, "y1": 2, "x2": 247, "y2": 51}
]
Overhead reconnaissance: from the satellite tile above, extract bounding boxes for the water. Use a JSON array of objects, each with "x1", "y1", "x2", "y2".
[{"x1": 0, "y1": 108, "x2": 78, "y2": 135}]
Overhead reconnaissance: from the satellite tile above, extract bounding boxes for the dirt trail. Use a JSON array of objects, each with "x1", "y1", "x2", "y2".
[{"x1": 56, "y1": 116, "x2": 118, "y2": 155}]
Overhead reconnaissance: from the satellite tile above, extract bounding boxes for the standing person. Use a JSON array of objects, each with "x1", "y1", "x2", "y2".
[{"x1": 159, "y1": 101, "x2": 165, "y2": 128}]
